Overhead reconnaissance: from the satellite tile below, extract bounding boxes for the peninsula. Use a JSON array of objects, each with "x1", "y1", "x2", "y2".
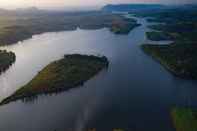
[{"x1": 141, "y1": 43, "x2": 197, "y2": 79}]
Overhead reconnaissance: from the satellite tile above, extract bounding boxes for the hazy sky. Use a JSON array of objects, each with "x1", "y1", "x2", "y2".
[{"x1": 0, "y1": 0, "x2": 196, "y2": 9}]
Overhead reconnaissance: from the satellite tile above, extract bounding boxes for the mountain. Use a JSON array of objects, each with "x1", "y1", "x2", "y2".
[
  {"x1": 102, "y1": 4, "x2": 165, "y2": 12},
  {"x1": 15, "y1": 7, "x2": 41, "y2": 13}
]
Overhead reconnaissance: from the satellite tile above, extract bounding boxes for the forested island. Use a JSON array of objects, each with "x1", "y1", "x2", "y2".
[
  {"x1": 171, "y1": 108, "x2": 197, "y2": 131},
  {"x1": 146, "y1": 31, "x2": 173, "y2": 41},
  {"x1": 110, "y1": 19, "x2": 140, "y2": 34},
  {"x1": 135, "y1": 7, "x2": 197, "y2": 42},
  {"x1": 0, "y1": 54, "x2": 109, "y2": 105},
  {"x1": 146, "y1": 23, "x2": 196, "y2": 42},
  {"x1": 0, "y1": 50, "x2": 15, "y2": 73},
  {"x1": 0, "y1": 10, "x2": 140, "y2": 46}
]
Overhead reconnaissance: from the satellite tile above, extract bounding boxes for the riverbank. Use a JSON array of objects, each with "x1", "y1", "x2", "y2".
[
  {"x1": 110, "y1": 19, "x2": 141, "y2": 34},
  {"x1": 171, "y1": 108, "x2": 197, "y2": 131},
  {"x1": 141, "y1": 43, "x2": 197, "y2": 79},
  {"x1": 0, "y1": 50, "x2": 15, "y2": 73},
  {"x1": 136, "y1": 8, "x2": 197, "y2": 42},
  {"x1": 0, "y1": 54, "x2": 109, "y2": 105},
  {"x1": 0, "y1": 11, "x2": 140, "y2": 46},
  {"x1": 137, "y1": 7, "x2": 197, "y2": 79},
  {"x1": 146, "y1": 31, "x2": 174, "y2": 41}
]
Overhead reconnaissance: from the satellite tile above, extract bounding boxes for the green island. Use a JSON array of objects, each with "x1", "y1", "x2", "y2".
[
  {"x1": 147, "y1": 24, "x2": 196, "y2": 42},
  {"x1": 0, "y1": 10, "x2": 140, "y2": 46},
  {"x1": 133, "y1": 7, "x2": 197, "y2": 42},
  {"x1": 146, "y1": 31, "x2": 173, "y2": 41},
  {"x1": 0, "y1": 54, "x2": 109, "y2": 105},
  {"x1": 110, "y1": 18, "x2": 141, "y2": 34},
  {"x1": 171, "y1": 108, "x2": 197, "y2": 131},
  {"x1": 141, "y1": 43, "x2": 197, "y2": 79},
  {"x1": 0, "y1": 50, "x2": 15, "y2": 73}
]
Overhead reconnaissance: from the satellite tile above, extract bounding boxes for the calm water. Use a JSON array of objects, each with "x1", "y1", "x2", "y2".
[{"x1": 0, "y1": 16, "x2": 197, "y2": 131}]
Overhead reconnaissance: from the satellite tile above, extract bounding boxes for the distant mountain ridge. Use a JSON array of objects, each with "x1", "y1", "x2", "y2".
[
  {"x1": 102, "y1": 4, "x2": 165, "y2": 12},
  {"x1": 15, "y1": 7, "x2": 39, "y2": 12}
]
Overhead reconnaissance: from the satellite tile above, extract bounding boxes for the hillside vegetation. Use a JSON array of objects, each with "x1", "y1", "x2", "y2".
[
  {"x1": 171, "y1": 108, "x2": 197, "y2": 131},
  {"x1": 0, "y1": 11, "x2": 140, "y2": 46},
  {"x1": 139, "y1": 8, "x2": 197, "y2": 79},
  {"x1": 0, "y1": 50, "x2": 15, "y2": 73}
]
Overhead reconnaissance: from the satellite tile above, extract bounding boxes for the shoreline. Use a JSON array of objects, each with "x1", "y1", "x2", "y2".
[
  {"x1": 0, "y1": 12, "x2": 140, "y2": 46},
  {"x1": 141, "y1": 44, "x2": 197, "y2": 79},
  {"x1": 0, "y1": 54, "x2": 109, "y2": 105}
]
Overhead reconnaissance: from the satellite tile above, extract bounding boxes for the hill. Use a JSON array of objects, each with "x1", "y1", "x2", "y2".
[{"x1": 102, "y1": 4, "x2": 164, "y2": 12}]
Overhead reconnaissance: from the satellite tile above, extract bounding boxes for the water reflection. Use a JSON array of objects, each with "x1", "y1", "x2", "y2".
[
  {"x1": 0, "y1": 28, "x2": 113, "y2": 101},
  {"x1": 5, "y1": 67, "x2": 109, "y2": 106}
]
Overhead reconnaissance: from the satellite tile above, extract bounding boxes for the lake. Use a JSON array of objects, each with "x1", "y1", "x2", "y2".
[{"x1": 0, "y1": 16, "x2": 197, "y2": 131}]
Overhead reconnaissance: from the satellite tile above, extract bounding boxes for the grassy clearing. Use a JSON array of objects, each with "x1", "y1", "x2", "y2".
[{"x1": 171, "y1": 108, "x2": 197, "y2": 131}]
